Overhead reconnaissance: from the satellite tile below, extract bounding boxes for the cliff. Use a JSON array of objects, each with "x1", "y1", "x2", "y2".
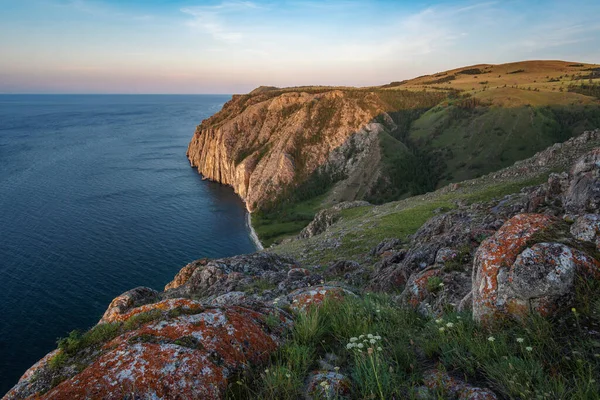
[{"x1": 186, "y1": 88, "x2": 442, "y2": 211}]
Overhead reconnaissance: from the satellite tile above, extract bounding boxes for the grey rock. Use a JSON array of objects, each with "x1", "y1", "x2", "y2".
[
  {"x1": 370, "y1": 238, "x2": 402, "y2": 256},
  {"x1": 564, "y1": 148, "x2": 600, "y2": 214},
  {"x1": 299, "y1": 201, "x2": 371, "y2": 239},
  {"x1": 570, "y1": 214, "x2": 600, "y2": 247}
]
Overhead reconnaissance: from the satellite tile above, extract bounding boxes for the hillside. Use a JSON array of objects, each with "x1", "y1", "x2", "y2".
[{"x1": 187, "y1": 60, "x2": 600, "y2": 246}]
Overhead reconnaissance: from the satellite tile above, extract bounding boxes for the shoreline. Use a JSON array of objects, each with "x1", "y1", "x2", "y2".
[{"x1": 246, "y1": 212, "x2": 264, "y2": 251}]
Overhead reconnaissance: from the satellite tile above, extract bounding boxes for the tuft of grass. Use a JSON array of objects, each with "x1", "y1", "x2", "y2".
[
  {"x1": 231, "y1": 283, "x2": 600, "y2": 400},
  {"x1": 293, "y1": 307, "x2": 328, "y2": 346}
]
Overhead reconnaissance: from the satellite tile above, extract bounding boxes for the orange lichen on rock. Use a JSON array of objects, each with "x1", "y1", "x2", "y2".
[
  {"x1": 472, "y1": 214, "x2": 556, "y2": 324},
  {"x1": 404, "y1": 269, "x2": 442, "y2": 308},
  {"x1": 99, "y1": 286, "x2": 159, "y2": 324},
  {"x1": 8, "y1": 300, "x2": 290, "y2": 400},
  {"x1": 164, "y1": 258, "x2": 208, "y2": 290},
  {"x1": 103, "y1": 298, "x2": 204, "y2": 324},
  {"x1": 288, "y1": 286, "x2": 350, "y2": 312},
  {"x1": 473, "y1": 213, "x2": 600, "y2": 324}
]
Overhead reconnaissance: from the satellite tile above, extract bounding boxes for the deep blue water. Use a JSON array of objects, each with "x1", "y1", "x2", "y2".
[{"x1": 0, "y1": 95, "x2": 257, "y2": 395}]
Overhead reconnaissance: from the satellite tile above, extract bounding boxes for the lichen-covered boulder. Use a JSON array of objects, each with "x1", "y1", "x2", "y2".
[
  {"x1": 510, "y1": 243, "x2": 600, "y2": 317},
  {"x1": 100, "y1": 286, "x2": 159, "y2": 324},
  {"x1": 421, "y1": 369, "x2": 498, "y2": 400},
  {"x1": 570, "y1": 214, "x2": 600, "y2": 249},
  {"x1": 472, "y1": 213, "x2": 600, "y2": 324},
  {"x1": 564, "y1": 148, "x2": 600, "y2": 214},
  {"x1": 5, "y1": 299, "x2": 292, "y2": 400},
  {"x1": 472, "y1": 214, "x2": 556, "y2": 324},
  {"x1": 287, "y1": 285, "x2": 353, "y2": 312}
]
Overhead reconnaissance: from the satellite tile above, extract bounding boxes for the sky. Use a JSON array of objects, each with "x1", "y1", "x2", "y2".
[{"x1": 0, "y1": 0, "x2": 599, "y2": 94}]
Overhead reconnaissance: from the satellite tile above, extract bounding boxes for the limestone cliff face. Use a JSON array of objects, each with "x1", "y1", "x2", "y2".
[{"x1": 187, "y1": 88, "x2": 395, "y2": 211}]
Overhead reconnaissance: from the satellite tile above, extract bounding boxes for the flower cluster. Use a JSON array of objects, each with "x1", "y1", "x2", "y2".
[
  {"x1": 515, "y1": 337, "x2": 533, "y2": 352},
  {"x1": 346, "y1": 334, "x2": 383, "y2": 353},
  {"x1": 435, "y1": 317, "x2": 460, "y2": 333}
]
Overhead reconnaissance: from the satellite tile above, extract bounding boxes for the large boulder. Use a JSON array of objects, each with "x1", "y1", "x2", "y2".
[
  {"x1": 510, "y1": 243, "x2": 600, "y2": 316},
  {"x1": 472, "y1": 213, "x2": 600, "y2": 324},
  {"x1": 5, "y1": 299, "x2": 291, "y2": 400}
]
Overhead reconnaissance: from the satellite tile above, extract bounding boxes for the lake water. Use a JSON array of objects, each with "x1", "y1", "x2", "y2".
[{"x1": 0, "y1": 95, "x2": 257, "y2": 395}]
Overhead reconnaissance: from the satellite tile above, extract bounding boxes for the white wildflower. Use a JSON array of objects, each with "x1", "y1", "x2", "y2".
[
  {"x1": 446, "y1": 322, "x2": 454, "y2": 328},
  {"x1": 526, "y1": 346, "x2": 533, "y2": 352},
  {"x1": 516, "y1": 338, "x2": 524, "y2": 343},
  {"x1": 488, "y1": 336, "x2": 495, "y2": 342}
]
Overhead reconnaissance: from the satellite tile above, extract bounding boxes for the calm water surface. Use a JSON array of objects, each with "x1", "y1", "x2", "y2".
[{"x1": 0, "y1": 95, "x2": 256, "y2": 395}]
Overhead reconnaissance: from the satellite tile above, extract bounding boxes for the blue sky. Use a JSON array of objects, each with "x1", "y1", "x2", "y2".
[{"x1": 0, "y1": 0, "x2": 599, "y2": 94}]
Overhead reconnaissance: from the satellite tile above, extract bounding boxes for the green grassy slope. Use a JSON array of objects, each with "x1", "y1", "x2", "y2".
[{"x1": 409, "y1": 102, "x2": 600, "y2": 186}]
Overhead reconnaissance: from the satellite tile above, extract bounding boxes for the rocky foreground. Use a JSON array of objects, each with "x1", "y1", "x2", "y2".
[{"x1": 5, "y1": 131, "x2": 600, "y2": 399}]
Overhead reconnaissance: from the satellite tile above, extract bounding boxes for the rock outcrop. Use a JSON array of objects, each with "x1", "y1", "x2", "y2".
[
  {"x1": 6, "y1": 299, "x2": 291, "y2": 399},
  {"x1": 299, "y1": 201, "x2": 371, "y2": 239},
  {"x1": 363, "y1": 145, "x2": 600, "y2": 321}
]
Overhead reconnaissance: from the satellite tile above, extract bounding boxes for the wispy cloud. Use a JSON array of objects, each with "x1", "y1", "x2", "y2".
[
  {"x1": 181, "y1": 1, "x2": 261, "y2": 43},
  {"x1": 51, "y1": 0, "x2": 156, "y2": 21}
]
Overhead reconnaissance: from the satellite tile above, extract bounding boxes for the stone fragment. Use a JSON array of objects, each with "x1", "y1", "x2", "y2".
[{"x1": 306, "y1": 371, "x2": 351, "y2": 399}]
